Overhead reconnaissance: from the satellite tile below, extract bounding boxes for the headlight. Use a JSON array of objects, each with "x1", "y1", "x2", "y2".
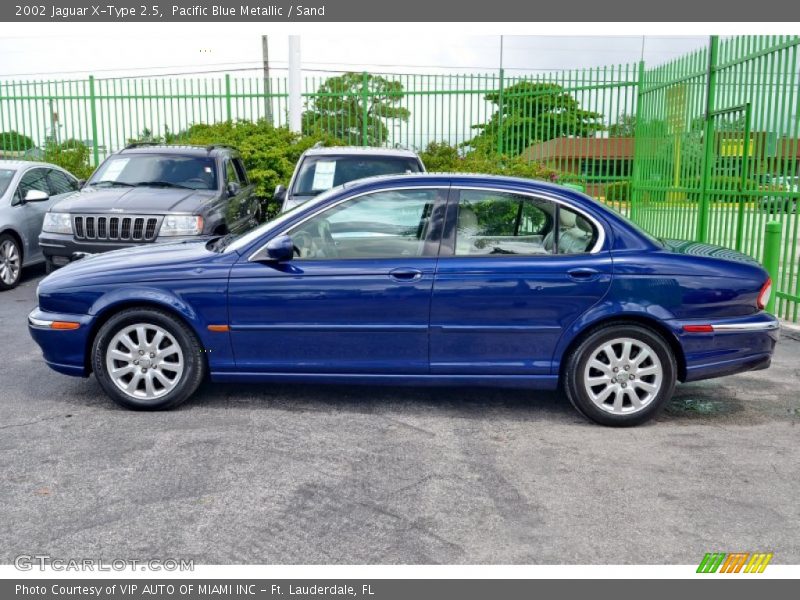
[
  {"x1": 159, "y1": 215, "x2": 204, "y2": 237},
  {"x1": 42, "y1": 212, "x2": 72, "y2": 234}
]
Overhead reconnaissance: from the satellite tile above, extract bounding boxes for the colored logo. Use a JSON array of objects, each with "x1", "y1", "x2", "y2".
[{"x1": 697, "y1": 552, "x2": 773, "y2": 573}]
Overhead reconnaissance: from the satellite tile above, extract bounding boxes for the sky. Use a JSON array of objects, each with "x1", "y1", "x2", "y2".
[{"x1": 0, "y1": 33, "x2": 712, "y2": 81}]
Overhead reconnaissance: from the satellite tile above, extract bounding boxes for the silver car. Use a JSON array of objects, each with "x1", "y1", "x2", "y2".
[{"x1": 0, "y1": 160, "x2": 82, "y2": 290}]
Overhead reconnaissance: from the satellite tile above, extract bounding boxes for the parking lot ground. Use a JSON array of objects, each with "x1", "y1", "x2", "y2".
[{"x1": 1, "y1": 267, "x2": 799, "y2": 565}]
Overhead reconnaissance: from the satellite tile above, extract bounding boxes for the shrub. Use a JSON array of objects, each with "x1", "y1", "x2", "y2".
[
  {"x1": 604, "y1": 180, "x2": 630, "y2": 202},
  {"x1": 0, "y1": 130, "x2": 35, "y2": 152},
  {"x1": 419, "y1": 142, "x2": 560, "y2": 181},
  {"x1": 43, "y1": 139, "x2": 94, "y2": 180}
]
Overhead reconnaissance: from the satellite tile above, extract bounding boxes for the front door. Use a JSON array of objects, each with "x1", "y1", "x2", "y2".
[
  {"x1": 430, "y1": 188, "x2": 613, "y2": 375},
  {"x1": 227, "y1": 187, "x2": 447, "y2": 373}
]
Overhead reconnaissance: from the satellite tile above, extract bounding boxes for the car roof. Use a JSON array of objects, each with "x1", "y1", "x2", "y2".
[
  {"x1": 116, "y1": 144, "x2": 237, "y2": 157},
  {"x1": 302, "y1": 146, "x2": 421, "y2": 159},
  {"x1": 339, "y1": 172, "x2": 570, "y2": 193},
  {"x1": 0, "y1": 159, "x2": 65, "y2": 171}
]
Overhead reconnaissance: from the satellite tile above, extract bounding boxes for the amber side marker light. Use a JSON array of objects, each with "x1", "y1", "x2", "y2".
[
  {"x1": 207, "y1": 324, "x2": 230, "y2": 332},
  {"x1": 50, "y1": 321, "x2": 81, "y2": 330}
]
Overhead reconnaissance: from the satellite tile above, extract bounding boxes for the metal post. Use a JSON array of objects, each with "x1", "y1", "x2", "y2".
[
  {"x1": 497, "y1": 68, "x2": 505, "y2": 156},
  {"x1": 361, "y1": 71, "x2": 369, "y2": 147},
  {"x1": 288, "y1": 35, "x2": 302, "y2": 134},
  {"x1": 262, "y1": 35, "x2": 273, "y2": 125},
  {"x1": 762, "y1": 221, "x2": 782, "y2": 315},
  {"x1": 630, "y1": 59, "x2": 646, "y2": 223},
  {"x1": 88, "y1": 75, "x2": 99, "y2": 166},
  {"x1": 696, "y1": 35, "x2": 719, "y2": 243},
  {"x1": 224, "y1": 73, "x2": 232, "y2": 122}
]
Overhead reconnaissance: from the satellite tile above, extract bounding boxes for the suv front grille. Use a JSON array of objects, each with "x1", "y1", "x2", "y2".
[{"x1": 73, "y1": 215, "x2": 162, "y2": 242}]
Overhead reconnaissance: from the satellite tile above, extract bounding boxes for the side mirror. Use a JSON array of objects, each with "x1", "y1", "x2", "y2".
[
  {"x1": 255, "y1": 235, "x2": 294, "y2": 262},
  {"x1": 227, "y1": 181, "x2": 241, "y2": 197},
  {"x1": 24, "y1": 189, "x2": 49, "y2": 203},
  {"x1": 274, "y1": 184, "x2": 287, "y2": 202}
]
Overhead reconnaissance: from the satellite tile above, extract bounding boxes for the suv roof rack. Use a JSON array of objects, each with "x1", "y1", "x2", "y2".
[
  {"x1": 123, "y1": 142, "x2": 160, "y2": 150},
  {"x1": 205, "y1": 144, "x2": 237, "y2": 153}
]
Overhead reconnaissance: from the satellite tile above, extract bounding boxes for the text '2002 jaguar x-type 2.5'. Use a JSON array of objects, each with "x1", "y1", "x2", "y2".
[{"x1": 28, "y1": 174, "x2": 779, "y2": 426}]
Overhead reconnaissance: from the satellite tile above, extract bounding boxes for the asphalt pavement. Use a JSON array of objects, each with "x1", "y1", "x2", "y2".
[{"x1": 1, "y1": 265, "x2": 798, "y2": 564}]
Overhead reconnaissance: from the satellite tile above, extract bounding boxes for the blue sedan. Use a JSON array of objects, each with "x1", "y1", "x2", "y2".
[{"x1": 28, "y1": 174, "x2": 779, "y2": 426}]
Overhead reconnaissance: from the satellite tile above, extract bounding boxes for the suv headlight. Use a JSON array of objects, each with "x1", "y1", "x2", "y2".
[
  {"x1": 159, "y1": 215, "x2": 204, "y2": 237},
  {"x1": 42, "y1": 212, "x2": 73, "y2": 234}
]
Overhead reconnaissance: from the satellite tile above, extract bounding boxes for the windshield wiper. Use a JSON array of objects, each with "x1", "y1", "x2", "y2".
[
  {"x1": 210, "y1": 233, "x2": 237, "y2": 252},
  {"x1": 89, "y1": 180, "x2": 135, "y2": 187},
  {"x1": 134, "y1": 181, "x2": 193, "y2": 190}
]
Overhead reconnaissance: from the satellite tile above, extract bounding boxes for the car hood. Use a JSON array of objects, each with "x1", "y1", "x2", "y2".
[
  {"x1": 661, "y1": 239, "x2": 761, "y2": 266},
  {"x1": 40, "y1": 239, "x2": 235, "y2": 288},
  {"x1": 50, "y1": 186, "x2": 218, "y2": 214}
]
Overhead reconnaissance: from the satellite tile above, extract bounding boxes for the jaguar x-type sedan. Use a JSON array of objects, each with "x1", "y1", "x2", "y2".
[{"x1": 29, "y1": 174, "x2": 779, "y2": 426}]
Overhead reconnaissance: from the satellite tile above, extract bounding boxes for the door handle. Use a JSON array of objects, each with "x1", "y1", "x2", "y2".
[
  {"x1": 389, "y1": 268, "x2": 423, "y2": 282},
  {"x1": 567, "y1": 267, "x2": 600, "y2": 281}
]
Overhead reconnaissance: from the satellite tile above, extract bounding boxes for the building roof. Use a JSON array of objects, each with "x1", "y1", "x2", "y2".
[{"x1": 523, "y1": 137, "x2": 635, "y2": 161}]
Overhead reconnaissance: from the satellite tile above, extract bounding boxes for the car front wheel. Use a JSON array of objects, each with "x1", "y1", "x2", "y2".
[
  {"x1": 564, "y1": 323, "x2": 677, "y2": 426},
  {"x1": 92, "y1": 308, "x2": 206, "y2": 410},
  {"x1": 0, "y1": 233, "x2": 22, "y2": 290}
]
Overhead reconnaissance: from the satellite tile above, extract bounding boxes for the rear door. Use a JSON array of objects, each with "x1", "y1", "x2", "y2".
[{"x1": 429, "y1": 187, "x2": 613, "y2": 375}]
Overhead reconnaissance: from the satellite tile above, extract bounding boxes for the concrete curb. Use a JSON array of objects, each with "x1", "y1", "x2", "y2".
[{"x1": 780, "y1": 320, "x2": 800, "y2": 342}]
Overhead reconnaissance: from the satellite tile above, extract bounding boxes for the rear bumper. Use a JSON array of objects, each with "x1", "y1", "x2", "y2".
[{"x1": 674, "y1": 313, "x2": 780, "y2": 382}]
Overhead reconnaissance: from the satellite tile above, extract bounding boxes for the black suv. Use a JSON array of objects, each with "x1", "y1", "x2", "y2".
[{"x1": 40, "y1": 144, "x2": 258, "y2": 268}]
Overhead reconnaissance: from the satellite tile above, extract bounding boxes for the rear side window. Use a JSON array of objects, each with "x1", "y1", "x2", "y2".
[{"x1": 454, "y1": 190, "x2": 597, "y2": 256}]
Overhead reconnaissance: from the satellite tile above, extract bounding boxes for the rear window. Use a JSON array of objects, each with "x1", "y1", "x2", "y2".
[{"x1": 292, "y1": 155, "x2": 422, "y2": 197}]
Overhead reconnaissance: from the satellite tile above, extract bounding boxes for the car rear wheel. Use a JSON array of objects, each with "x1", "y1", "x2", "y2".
[
  {"x1": 0, "y1": 234, "x2": 22, "y2": 290},
  {"x1": 92, "y1": 308, "x2": 206, "y2": 410},
  {"x1": 564, "y1": 323, "x2": 677, "y2": 426}
]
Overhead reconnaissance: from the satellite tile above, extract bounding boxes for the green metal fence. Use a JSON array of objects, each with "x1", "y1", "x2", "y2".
[
  {"x1": 1, "y1": 36, "x2": 799, "y2": 320},
  {"x1": 633, "y1": 35, "x2": 800, "y2": 321}
]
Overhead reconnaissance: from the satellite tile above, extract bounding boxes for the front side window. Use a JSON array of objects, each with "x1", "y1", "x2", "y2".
[
  {"x1": 286, "y1": 189, "x2": 441, "y2": 260},
  {"x1": 88, "y1": 155, "x2": 218, "y2": 191},
  {"x1": 47, "y1": 169, "x2": 79, "y2": 195},
  {"x1": 454, "y1": 190, "x2": 597, "y2": 256},
  {"x1": 225, "y1": 159, "x2": 240, "y2": 184},
  {"x1": 16, "y1": 168, "x2": 51, "y2": 204}
]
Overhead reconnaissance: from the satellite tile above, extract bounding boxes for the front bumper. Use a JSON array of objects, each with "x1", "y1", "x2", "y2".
[
  {"x1": 28, "y1": 307, "x2": 94, "y2": 377},
  {"x1": 40, "y1": 232, "x2": 208, "y2": 264},
  {"x1": 675, "y1": 312, "x2": 780, "y2": 382}
]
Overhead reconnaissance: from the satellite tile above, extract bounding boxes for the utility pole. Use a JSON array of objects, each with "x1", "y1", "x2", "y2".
[
  {"x1": 262, "y1": 35, "x2": 273, "y2": 125},
  {"x1": 288, "y1": 35, "x2": 302, "y2": 134}
]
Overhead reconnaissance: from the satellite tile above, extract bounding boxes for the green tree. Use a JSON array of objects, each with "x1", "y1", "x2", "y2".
[
  {"x1": 466, "y1": 82, "x2": 605, "y2": 156},
  {"x1": 608, "y1": 113, "x2": 637, "y2": 137},
  {"x1": 302, "y1": 73, "x2": 411, "y2": 146},
  {"x1": 0, "y1": 130, "x2": 36, "y2": 152}
]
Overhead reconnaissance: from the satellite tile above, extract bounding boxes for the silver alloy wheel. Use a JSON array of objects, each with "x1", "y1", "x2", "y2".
[
  {"x1": 583, "y1": 337, "x2": 663, "y2": 415},
  {"x1": 0, "y1": 239, "x2": 21, "y2": 285},
  {"x1": 105, "y1": 323, "x2": 185, "y2": 401}
]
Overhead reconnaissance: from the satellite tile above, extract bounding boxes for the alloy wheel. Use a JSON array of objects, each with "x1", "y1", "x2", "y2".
[{"x1": 0, "y1": 239, "x2": 21, "y2": 286}]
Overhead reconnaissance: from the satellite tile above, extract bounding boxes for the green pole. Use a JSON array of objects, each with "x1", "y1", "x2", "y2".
[
  {"x1": 630, "y1": 59, "x2": 646, "y2": 223},
  {"x1": 361, "y1": 71, "x2": 369, "y2": 147},
  {"x1": 497, "y1": 68, "x2": 505, "y2": 157},
  {"x1": 762, "y1": 220, "x2": 782, "y2": 315},
  {"x1": 696, "y1": 36, "x2": 719, "y2": 243},
  {"x1": 88, "y1": 75, "x2": 100, "y2": 166},
  {"x1": 735, "y1": 103, "x2": 752, "y2": 251},
  {"x1": 225, "y1": 73, "x2": 232, "y2": 122}
]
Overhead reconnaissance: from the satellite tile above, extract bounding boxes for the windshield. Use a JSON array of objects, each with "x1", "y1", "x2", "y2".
[
  {"x1": 0, "y1": 169, "x2": 14, "y2": 197},
  {"x1": 292, "y1": 155, "x2": 422, "y2": 197},
  {"x1": 222, "y1": 187, "x2": 344, "y2": 254},
  {"x1": 88, "y1": 155, "x2": 218, "y2": 190}
]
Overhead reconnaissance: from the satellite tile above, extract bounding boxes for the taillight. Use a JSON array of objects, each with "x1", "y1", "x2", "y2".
[{"x1": 757, "y1": 277, "x2": 772, "y2": 310}]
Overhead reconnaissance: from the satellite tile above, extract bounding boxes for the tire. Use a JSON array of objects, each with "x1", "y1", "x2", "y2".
[
  {"x1": 91, "y1": 308, "x2": 206, "y2": 410},
  {"x1": 0, "y1": 233, "x2": 22, "y2": 291},
  {"x1": 563, "y1": 323, "x2": 677, "y2": 427}
]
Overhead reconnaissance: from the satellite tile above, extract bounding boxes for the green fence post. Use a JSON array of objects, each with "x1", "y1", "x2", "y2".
[
  {"x1": 88, "y1": 75, "x2": 100, "y2": 166},
  {"x1": 496, "y1": 68, "x2": 505, "y2": 157},
  {"x1": 361, "y1": 71, "x2": 369, "y2": 147},
  {"x1": 630, "y1": 59, "x2": 645, "y2": 223},
  {"x1": 762, "y1": 221, "x2": 782, "y2": 315},
  {"x1": 696, "y1": 36, "x2": 719, "y2": 243},
  {"x1": 225, "y1": 74, "x2": 232, "y2": 121}
]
